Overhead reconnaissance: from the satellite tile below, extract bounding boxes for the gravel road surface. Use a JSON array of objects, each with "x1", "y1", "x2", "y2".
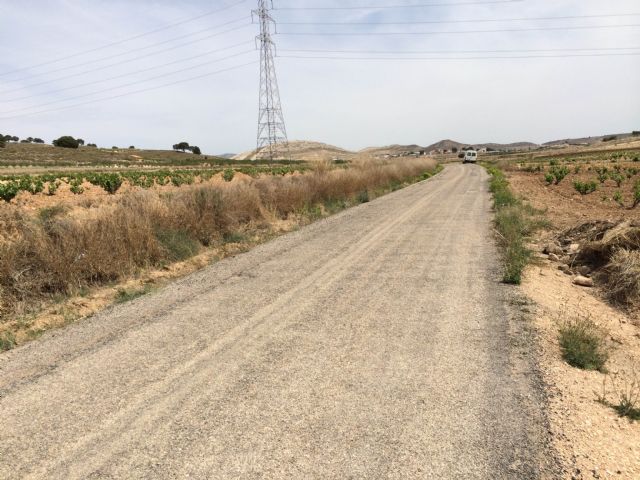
[{"x1": 0, "y1": 164, "x2": 554, "y2": 479}]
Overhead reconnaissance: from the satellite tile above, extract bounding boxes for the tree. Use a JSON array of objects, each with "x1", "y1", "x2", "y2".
[
  {"x1": 191, "y1": 146, "x2": 201, "y2": 155},
  {"x1": 173, "y1": 142, "x2": 190, "y2": 152},
  {"x1": 87, "y1": 143, "x2": 97, "y2": 148},
  {"x1": 33, "y1": 138, "x2": 45, "y2": 144},
  {"x1": 52, "y1": 136, "x2": 80, "y2": 149},
  {"x1": 452, "y1": 147, "x2": 458, "y2": 153},
  {"x1": 129, "y1": 145, "x2": 135, "y2": 149},
  {"x1": 10, "y1": 136, "x2": 18, "y2": 142},
  {"x1": 0, "y1": 137, "x2": 5, "y2": 148},
  {"x1": 26, "y1": 137, "x2": 34, "y2": 143},
  {"x1": 77, "y1": 138, "x2": 85, "y2": 146}
]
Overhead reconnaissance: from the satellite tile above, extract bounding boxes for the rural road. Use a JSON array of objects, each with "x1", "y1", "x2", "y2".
[{"x1": 0, "y1": 164, "x2": 554, "y2": 479}]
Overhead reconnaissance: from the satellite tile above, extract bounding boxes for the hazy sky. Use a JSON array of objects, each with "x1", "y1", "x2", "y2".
[{"x1": 0, "y1": 0, "x2": 639, "y2": 154}]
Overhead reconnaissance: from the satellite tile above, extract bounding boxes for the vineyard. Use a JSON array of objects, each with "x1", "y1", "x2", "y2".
[
  {"x1": 0, "y1": 166, "x2": 306, "y2": 202},
  {"x1": 499, "y1": 146, "x2": 640, "y2": 230},
  {"x1": 0, "y1": 142, "x2": 304, "y2": 169}
]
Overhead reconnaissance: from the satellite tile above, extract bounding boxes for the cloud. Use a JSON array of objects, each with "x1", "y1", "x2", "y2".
[{"x1": 0, "y1": 0, "x2": 638, "y2": 153}]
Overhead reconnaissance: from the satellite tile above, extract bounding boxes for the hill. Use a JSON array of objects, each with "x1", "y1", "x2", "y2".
[
  {"x1": 234, "y1": 140, "x2": 353, "y2": 161},
  {"x1": 542, "y1": 132, "x2": 638, "y2": 147}
]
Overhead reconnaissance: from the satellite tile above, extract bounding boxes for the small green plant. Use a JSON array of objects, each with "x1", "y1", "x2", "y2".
[
  {"x1": 613, "y1": 190, "x2": 624, "y2": 206},
  {"x1": 222, "y1": 169, "x2": 235, "y2": 182},
  {"x1": 47, "y1": 180, "x2": 60, "y2": 196},
  {"x1": 69, "y1": 178, "x2": 84, "y2": 195},
  {"x1": 558, "y1": 316, "x2": 609, "y2": 372},
  {"x1": 356, "y1": 190, "x2": 370, "y2": 203},
  {"x1": 0, "y1": 331, "x2": 17, "y2": 351},
  {"x1": 115, "y1": 284, "x2": 154, "y2": 304},
  {"x1": 634, "y1": 181, "x2": 640, "y2": 207},
  {"x1": 87, "y1": 173, "x2": 123, "y2": 194},
  {"x1": 611, "y1": 173, "x2": 624, "y2": 187},
  {"x1": 544, "y1": 173, "x2": 554, "y2": 185},
  {"x1": 549, "y1": 159, "x2": 559, "y2": 166},
  {"x1": 523, "y1": 164, "x2": 542, "y2": 173},
  {"x1": 574, "y1": 165, "x2": 581, "y2": 174},
  {"x1": 551, "y1": 166, "x2": 570, "y2": 184},
  {"x1": 223, "y1": 232, "x2": 247, "y2": 244},
  {"x1": 0, "y1": 181, "x2": 19, "y2": 202},
  {"x1": 595, "y1": 167, "x2": 609, "y2": 183},
  {"x1": 573, "y1": 180, "x2": 598, "y2": 195}
]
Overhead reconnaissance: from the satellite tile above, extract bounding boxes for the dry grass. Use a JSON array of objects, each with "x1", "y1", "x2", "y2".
[
  {"x1": 601, "y1": 248, "x2": 640, "y2": 307},
  {"x1": 0, "y1": 159, "x2": 436, "y2": 325}
]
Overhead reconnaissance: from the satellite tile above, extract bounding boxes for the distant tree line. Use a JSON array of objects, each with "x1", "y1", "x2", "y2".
[
  {"x1": 1, "y1": 134, "x2": 45, "y2": 144},
  {"x1": 172, "y1": 142, "x2": 201, "y2": 155}
]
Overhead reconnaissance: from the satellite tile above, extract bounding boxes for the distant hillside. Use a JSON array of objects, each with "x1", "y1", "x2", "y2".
[
  {"x1": 357, "y1": 144, "x2": 424, "y2": 157},
  {"x1": 542, "y1": 132, "x2": 637, "y2": 147},
  {"x1": 424, "y1": 139, "x2": 538, "y2": 152},
  {"x1": 229, "y1": 131, "x2": 638, "y2": 162},
  {"x1": 234, "y1": 140, "x2": 352, "y2": 161}
]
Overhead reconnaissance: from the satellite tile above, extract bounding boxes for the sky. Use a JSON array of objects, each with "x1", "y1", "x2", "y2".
[{"x1": 0, "y1": 0, "x2": 639, "y2": 154}]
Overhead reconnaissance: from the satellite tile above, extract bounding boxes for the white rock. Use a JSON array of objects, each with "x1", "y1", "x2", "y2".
[{"x1": 573, "y1": 276, "x2": 594, "y2": 287}]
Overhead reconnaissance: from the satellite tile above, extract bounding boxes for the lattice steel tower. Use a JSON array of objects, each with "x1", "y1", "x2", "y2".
[{"x1": 253, "y1": 0, "x2": 290, "y2": 161}]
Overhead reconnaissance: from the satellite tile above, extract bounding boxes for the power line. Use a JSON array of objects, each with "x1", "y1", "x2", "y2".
[
  {"x1": 274, "y1": 0, "x2": 524, "y2": 10},
  {"x1": 280, "y1": 46, "x2": 640, "y2": 54},
  {"x1": 2, "y1": 41, "x2": 255, "y2": 103},
  {"x1": 277, "y1": 23, "x2": 640, "y2": 36},
  {"x1": 277, "y1": 13, "x2": 640, "y2": 25},
  {"x1": 0, "y1": 61, "x2": 258, "y2": 120},
  {"x1": 279, "y1": 52, "x2": 640, "y2": 60},
  {"x1": 0, "y1": 0, "x2": 248, "y2": 77},
  {"x1": 0, "y1": 20, "x2": 252, "y2": 88},
  {"x1": 0, "y1": 50, "x2": 256, "y2": 115}
]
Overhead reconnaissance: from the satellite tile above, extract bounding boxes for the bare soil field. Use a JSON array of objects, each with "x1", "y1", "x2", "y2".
[{"x1": 501, "y1": 146, "x2": 640, "y2": 479}]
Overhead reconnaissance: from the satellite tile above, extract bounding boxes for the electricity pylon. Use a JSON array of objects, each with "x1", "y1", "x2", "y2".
[{"x1": 253, "y1": 0, "x2": 291, "y2": 161}]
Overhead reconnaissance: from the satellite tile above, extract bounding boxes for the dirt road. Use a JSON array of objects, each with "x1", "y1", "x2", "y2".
[{"x1": 0, "y1": 164, "x2": 554, "y2": 479}]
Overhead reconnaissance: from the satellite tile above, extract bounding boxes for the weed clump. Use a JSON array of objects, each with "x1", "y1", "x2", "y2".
[
  {"x1": 597, "y1": 371, "x2": 640, "y2": 421},
  {"x1": 558, "y1": 316, "x2": 609, "y2": 372},
  {"x1": 115, "y1": 284, "x2": 154, "y2": 304},
  {"x1": 486, "y1": 166, "x2": 545, "y2": 284}
]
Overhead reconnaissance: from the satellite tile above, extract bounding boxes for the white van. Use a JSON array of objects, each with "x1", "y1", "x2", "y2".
[{"x1": 463, "y1": 150, "x2": 478, "y2": 164}]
